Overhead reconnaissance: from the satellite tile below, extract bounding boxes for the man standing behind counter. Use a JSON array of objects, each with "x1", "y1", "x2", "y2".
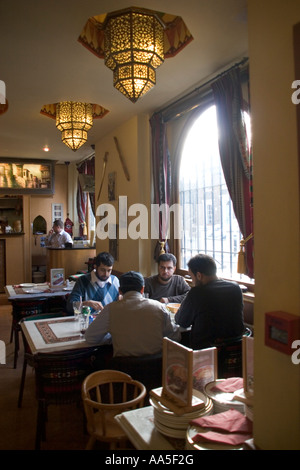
[
  {"x1": 175, "y1": 254, "x2": 244, "y2": 350},
  {"x1": 45, "y1": 219, "x2": 73, "y2": 248},
  {"x1": 67, "y1": 252, "x2": 119, "y2": 313},
  {"x1": 144, "y1": 253, "x2": 190, "y2": 304}
]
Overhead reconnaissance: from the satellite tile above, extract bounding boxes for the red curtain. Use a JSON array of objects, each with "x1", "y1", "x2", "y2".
[
  {"x1": 76, "y1": 157, "x2": 95, "y2": 237},
  {"x1": 150, "y1": 113, "x2": 171, "y2": 260},
  {"x1": 212, "y1": 67, "x2": 254, "y2": 278}
]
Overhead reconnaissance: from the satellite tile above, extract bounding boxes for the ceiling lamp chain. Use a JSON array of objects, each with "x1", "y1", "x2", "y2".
[
  {"x1": 55, "y1": 101, "x2": 94, "y2": 151},
  {"x1": 104, "y1": 7, "x2": 165, "y2": 103}
]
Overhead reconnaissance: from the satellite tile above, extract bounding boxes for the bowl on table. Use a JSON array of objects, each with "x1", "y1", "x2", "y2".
[{"x1": 166, "y1": 303, "x2": 180, "y2": 314}]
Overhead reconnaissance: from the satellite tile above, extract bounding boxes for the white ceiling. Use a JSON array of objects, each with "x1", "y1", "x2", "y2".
[{"x1": 0, "y1": 0, "x2": 248, "y2": 164}]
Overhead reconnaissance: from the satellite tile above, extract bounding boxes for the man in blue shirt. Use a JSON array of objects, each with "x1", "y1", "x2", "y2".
[{"x1": 67, "y1": 252, "x2": 119, "y2": 313}]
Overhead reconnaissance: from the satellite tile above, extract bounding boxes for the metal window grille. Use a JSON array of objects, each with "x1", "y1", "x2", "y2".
[{"x1": 179, "y1": 106, "x2": 242, "y2": 277}]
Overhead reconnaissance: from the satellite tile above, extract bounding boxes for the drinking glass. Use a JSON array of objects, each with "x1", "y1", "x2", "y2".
[
  {"x1": 79, "y1": 315, "x2": 89, "y2": 338},
  {"x1": 73, "y1": 300, "x2": 82, "y2": 320}
]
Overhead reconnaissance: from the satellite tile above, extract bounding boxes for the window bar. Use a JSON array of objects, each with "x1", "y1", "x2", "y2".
[
  {"x1": 211, "y1": 153, "x2": 215, "y2": 260},
  {"x1": 202, "y1": 168, "x2": 207, "y2": 254},
  {"x1": 196, "y1": 186, "x2": 200, "y2": 254},
  {"x1": 180, "y1": 188, "x2": 185, "y2": 268},
  {"x1": 190, "y1": 184, "x2": 193, "y2": 259}
]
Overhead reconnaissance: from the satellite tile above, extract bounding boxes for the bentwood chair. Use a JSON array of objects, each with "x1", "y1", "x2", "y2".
[
  {"x1": 81, "y1": 370, "x2": 146, "y2": 450},
  {"x1": 31, "y1": 347, "x2": 98, "y2": 450}
]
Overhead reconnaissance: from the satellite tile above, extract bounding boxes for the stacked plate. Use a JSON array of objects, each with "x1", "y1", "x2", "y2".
[
  {"x1": 245, "y1": 404, "x2": 253, "y2": 422},
  {"x1": 150, "y1": 391, "x2": 213, "y2": 439},
  {"x1": 204, "y1": 380, "x2": 245, "y2": 415}
]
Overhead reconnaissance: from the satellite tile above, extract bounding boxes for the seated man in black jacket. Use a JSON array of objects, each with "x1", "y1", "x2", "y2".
[{"x1": 175, "y1": 254, "x2": 244, "y2": 350}]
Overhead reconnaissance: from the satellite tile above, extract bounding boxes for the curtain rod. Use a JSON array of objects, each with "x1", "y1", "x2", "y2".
[{"x1": 155, "y1": 56, "x2": 249, "y2": 117}]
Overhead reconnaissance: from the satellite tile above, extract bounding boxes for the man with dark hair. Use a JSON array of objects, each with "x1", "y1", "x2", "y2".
[
  {"x1": 85, "y1": 271, "x2": 180, "y2": 355},
  {"x1": 144, "y1": 253, "x2": 190, "y2": 303},
  {"x1": 67, "y1": 251, "x2": 119, "y2": 313},
  {"x1": 45, "y1": 219, "x2": 73, "y2": 248},
  {"x1": 175, "y1": 254, "x2": 244, "y2": 350}
]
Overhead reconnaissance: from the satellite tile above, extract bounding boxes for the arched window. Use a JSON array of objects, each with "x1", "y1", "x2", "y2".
[{"x1": 179, "y1": 104, "x2": 251, "y2": 279}]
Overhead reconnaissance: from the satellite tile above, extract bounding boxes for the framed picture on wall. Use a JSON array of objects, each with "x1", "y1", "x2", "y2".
[
  {"x1": 52, "y1": 203, "x2": 63, "y2": 222},
  {"x1": 0, "y1": 158, "x2": 55, "y2": 195},
  {"x1": 50, "y1": 268, "x2": 64, "y2": 287}
]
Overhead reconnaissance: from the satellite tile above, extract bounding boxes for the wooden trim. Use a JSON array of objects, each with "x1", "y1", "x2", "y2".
[{"x1": 293, "y1": 23, "x2": 300, "y2": 219}]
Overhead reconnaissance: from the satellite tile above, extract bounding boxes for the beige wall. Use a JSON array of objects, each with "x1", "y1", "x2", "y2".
[
  {"x1": 94, "y1": 114, "x2": 154, "y2": 276},
  {"x1": 248, "y1": 0, "x2": 300, "y2": 449}
]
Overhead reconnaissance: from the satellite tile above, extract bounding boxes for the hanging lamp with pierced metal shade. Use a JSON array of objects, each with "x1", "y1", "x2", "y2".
[
  {"x1": 40, "y1": 101, "x2": 109, "y2": 151},
  {"x1": 103, "y1": 7, "x2": 165, "y2": 103},
  {"x1": 78, "y1": 7, "x2": 193, "y2": 103},
  {"x1": 55, "y1": 101, "x2": 94, "y2": 151}
]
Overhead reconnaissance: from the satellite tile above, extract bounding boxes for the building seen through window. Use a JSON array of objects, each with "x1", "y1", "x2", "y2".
[{"x1": 179, "y1": 105, "x2": 251, "y2": 279}]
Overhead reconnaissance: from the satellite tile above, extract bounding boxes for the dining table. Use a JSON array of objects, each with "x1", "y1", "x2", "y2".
[
  {"x1": 20, "y1": 314, "x2": 89, "y2": 354},
  {"x1": 4, "y1": 282, "x2": 74, "y2": 301}
]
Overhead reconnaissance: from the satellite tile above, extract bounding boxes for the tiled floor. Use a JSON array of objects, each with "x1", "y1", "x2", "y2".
[{"x1": 0, "y1": 301, "x2": 99, "y2": 450}]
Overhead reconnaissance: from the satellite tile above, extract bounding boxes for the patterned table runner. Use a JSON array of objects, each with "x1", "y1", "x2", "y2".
[{"x1": 35, "y1": 317, "x2": 80, "y2": 344}]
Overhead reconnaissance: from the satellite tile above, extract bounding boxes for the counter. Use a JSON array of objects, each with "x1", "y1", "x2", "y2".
[
  {"x1": 0, "y1": 232, "x2": 25, "y2": 237},
  {"x1": 46, "y1": 246, "x2": 96, "y2": 281}
]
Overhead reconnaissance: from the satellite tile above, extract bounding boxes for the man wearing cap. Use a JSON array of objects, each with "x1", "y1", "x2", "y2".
[{"x1": 85, "y1": 271, "x2": 181, "y2": 356}]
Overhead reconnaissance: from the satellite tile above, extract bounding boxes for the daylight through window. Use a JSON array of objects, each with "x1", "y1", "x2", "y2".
[{"x1": 179, "y1": 105, "x2": 251, "y2": 279}]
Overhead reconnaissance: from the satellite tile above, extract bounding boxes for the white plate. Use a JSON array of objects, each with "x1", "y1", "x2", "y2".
[
  {"x1": 205, "y1": 380, "x2": 243, "y2": 404},
  {"x1": 20, "y1": 283, "x2": 36, "y2": 288},
  {"x1": 154, "y1": 419, "x2": 187, "y2": 439},
  {"x1": 24, "y1": 288, "x2": 47, "y2": 294},
  {"x1": 63, "y1": 286, "x2": 73, "y2": 291},
  {"x1": 186, "y1": 425, "x2": 243, "y2": 450},
  {"x1": 204, "y1": 380, "x2": 245, "y2": 413}
]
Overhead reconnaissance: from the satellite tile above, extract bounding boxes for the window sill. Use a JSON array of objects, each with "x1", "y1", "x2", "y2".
[{"x1": 178, "y1": 269, "x2": 255, "y2": 294}]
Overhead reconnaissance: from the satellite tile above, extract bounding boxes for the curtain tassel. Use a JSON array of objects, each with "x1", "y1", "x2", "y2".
[
  {"x1": 237, "y1": 233, "x2": 253, "y2": 274},
  {"x1": 159, "y1": 241, "x2": 166, "y2": 255},
  {"x1": 154, "y1": 239, "x2": 170, "y2": 260}
]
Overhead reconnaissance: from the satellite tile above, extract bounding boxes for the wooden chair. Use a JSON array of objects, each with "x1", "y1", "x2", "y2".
[
  {"x1": 31, "y1": 347, "x2": 98, "y2": 450},
  {"x1": 81, "y1": 370, "x2": 146, "y2": 450}
]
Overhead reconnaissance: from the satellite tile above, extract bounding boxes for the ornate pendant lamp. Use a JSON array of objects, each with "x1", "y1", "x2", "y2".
[
  {"x1": 55, "y1": 101, "x2": 93, "y2": 151},
  {"x1": 78, "y1": 8, "x2": 193, "y2": 103},
  {"x1": 40, "y1": 102, "x2": 109, "y2": 151},
  {"x1": 103, "y1": 7, "x2": 165, "y2": 103}
]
